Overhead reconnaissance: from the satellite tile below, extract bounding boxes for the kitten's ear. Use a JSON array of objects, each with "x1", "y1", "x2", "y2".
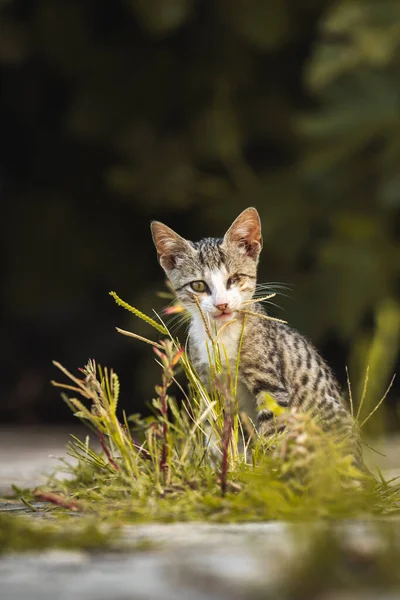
[
  {"x1": 224, "y1": 207, "x2": 262, "y2": 259},
  {"x1": 151, "y1": 221, "x2": 192, "y2": 270}
]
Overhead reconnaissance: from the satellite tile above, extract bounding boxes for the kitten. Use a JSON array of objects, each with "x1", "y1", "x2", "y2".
[{"x1": 151, "y1": 208, "x2": 359, "y2": 451}]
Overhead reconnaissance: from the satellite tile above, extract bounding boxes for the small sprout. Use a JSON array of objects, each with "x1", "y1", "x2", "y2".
[{"x1": 260, "y1": 393, "x2": 288, "y2": 417}]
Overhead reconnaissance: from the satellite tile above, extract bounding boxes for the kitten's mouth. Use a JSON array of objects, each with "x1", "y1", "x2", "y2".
[{"x1": 213, "y1": 311, "x2": 234, "y2": 321}]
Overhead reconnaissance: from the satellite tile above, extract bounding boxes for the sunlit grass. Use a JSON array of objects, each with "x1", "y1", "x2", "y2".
[{"x1": 43, "y1": 291, "x2": 400, "y2": 522}]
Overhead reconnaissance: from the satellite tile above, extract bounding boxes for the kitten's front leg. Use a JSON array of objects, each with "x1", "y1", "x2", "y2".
[{"x1": 241, "y1": 367, "x2": 290, "y2": 436}]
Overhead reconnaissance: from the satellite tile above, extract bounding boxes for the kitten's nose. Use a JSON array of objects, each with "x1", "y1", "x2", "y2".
[{"x1": 215, "y1": 303, "x2": 228, "y2": 312}]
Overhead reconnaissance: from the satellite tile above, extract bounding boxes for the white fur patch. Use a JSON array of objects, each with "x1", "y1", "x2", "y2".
[
  {"x1": 187, "y1": 267, "x2": 245, "y2": 367},
  {"x1": 190, "y1": 315, "x2": 243, "y2": 366}
]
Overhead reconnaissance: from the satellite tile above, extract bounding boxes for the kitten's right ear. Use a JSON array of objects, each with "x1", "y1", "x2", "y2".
[
  {"x1": 224, "y1": 207, "x2": 262, "y2": 259},
  {"x1": 151, "y1": 221, "x2": 191, "y2": 270}
]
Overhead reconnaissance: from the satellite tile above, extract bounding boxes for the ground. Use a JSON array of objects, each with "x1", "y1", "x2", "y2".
[{"x1": 0, "y1": 427, "x2": 399, "y2": 600}]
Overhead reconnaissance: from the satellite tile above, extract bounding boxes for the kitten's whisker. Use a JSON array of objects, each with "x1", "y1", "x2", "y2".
[
  {"x1": 265, "y1": 302, "x2": 284, "y2": 312},
  {"x1": 164, "y1": 314, "x2": 184, "y2": 330},
  {"x1": 166, "y1": 310, "x2": 188, "y2": 323},
  {"x1": 254, "y1": 288, "x2": 292, "y2": 300},
  {"x1": 253, "y1": 287, "x2": 288, "y2": 293},
  {"x1": 242, "y1": 294, "x2": 276, "y2": 306},
  {"x1": 168, "y1": 312, "x2": 191, "y2": 336},
  {"x1": 255, "y1": 285, "x2": 291, "y2": 293},
  {"x1": 255, "y1": 286, "x2": 289, "y2": 291},
  {"x1": 243, "y1": 293, "x2": 285, "y2": 313},
  {"x1": 170, "y1": 321, "x2": 188, "y2": 337},
  {"x1": 256, "y1": 281, "x2": 293, "y2": 288},
  {"x1": 165, "y1": 310, "x2": 190, "y2": 336},
  {"x1": 250, "y1": 298, "x2": 284, "y2": 312},
  {"x1": 237, "y1": 309, "x2": 287, "y2": 324},
  {"x1": 174, "y1": 315, "x2": 191, "y2": 331},
  {"x1": 255, "y1": 282, "x2": 293, "y2": 294}
]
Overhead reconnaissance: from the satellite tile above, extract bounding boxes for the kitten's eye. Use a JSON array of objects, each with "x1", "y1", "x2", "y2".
[
  {"x1": 190, "y1": 280, "x2": 208, "y2": 293},
  {"x1": 227, "y1": 275, "x2": 241, "y2": 288}
]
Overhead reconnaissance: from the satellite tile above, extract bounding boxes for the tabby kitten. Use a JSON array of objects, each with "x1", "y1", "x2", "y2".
[{"x1": 151, "y1": 208, "x2": 357, "y2": 445}]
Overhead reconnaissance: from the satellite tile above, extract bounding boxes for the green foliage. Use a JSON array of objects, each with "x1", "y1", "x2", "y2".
[
  {"x1": 284, "y1": 525, "x2": 400, "y2": 597},
  {"x1": 1, "y1": 0, "x2": 399, "y2": 422},
  {"x1": 0, "y1": 514, "x2": 117, "y2": 554}
]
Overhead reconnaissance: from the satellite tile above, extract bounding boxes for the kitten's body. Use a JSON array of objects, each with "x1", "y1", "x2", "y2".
[
  {"x1": 189, "y1": 304, "x2": 350, "y2": 435},
  {"x1": 151, "y1": 208, "x2": 358, "y2": 447}
]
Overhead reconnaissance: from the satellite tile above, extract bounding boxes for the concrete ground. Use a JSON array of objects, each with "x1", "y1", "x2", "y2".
[{"x1": 0, "y1": 427, "x2": 399, "y2": 600}]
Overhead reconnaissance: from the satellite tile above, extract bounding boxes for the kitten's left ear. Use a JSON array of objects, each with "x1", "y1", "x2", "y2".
[
  {"x1": 223, "y1": 207, "x2": 262, "y2": 259},
  {"x1": 150, "y1": 221, "x2": 192, "y2": 271}
]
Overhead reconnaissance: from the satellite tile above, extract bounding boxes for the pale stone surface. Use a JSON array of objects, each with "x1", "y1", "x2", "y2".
[
  {"x1": 0, "y1": 427, "x2": 83, "y2": 495},
  {"x1": 1, "y1": 521, "x2": 400, "y2": 600},
  {"x1": 0, "y1": 549, "x2": 257, "y2": 600},
  {"x1": 0, "y1": 428, "x2": 399, "y2": 600}
]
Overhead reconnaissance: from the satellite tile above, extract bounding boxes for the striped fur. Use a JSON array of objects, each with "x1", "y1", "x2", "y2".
[{"x1": 151, "y1": 208, "x2": 360, "y2": 455}]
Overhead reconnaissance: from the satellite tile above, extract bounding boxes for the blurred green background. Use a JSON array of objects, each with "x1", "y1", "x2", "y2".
[{"x1": 1, "y1": 0, "x2": 399, "y2": 430}]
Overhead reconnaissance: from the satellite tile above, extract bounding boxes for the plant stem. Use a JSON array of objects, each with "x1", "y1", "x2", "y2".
[
  {"x1": 160, "y1": 374, "x2": 169, "y2": 478},
  {"x1": 220, "y1": 401, "x2": 232, "y2": 497},
  {"x1": 98, "y1": 430, "x2": 119, "y2": 471}
]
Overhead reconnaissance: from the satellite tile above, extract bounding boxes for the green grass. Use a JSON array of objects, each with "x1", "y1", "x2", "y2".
[
  {"x1": 38, "y1": 291, "x2": 400, "y2": 523},
  {"x1": 0, "y1": 513, "x2": 118, "y2": 554},
  {"x1": 281, "y1": 524, "x2": 400, "y2": 597}
]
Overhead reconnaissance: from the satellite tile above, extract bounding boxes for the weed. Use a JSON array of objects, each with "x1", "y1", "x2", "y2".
[{"x1": 44, "y1": 292, "x2": 399, "y2": 522}]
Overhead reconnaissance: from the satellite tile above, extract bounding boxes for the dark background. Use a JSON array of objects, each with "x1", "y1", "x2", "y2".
[{"x1": 1, "y1": 0, "x2": 399, "y2": 432}]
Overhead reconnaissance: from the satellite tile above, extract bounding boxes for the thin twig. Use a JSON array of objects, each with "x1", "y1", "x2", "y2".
[
  {"x1": 356, "y1": 366, "x2": 369, "y2": 420},
  {"x1": 220, "y1": 402, "x2": 233, "y2": 497},
  {"x1": 153, "y1": 343, "x2": 183, "y2": 481},
  {"x1": 345, "y1": 366, "x2": 354, "y2": 417},
  {"x1": 98, "y1": 430, "x2": 119, "y2": 471},
  {"x1": 20, "y1": 497, "x2": 39, "y2": 511},
  {"x1": 115, "y1": 327, "x2": 163, "y2": 349},
  {"x1": 131, "y1": 437, "x2": 152, "y2": 460},
  {"x1": 159, "y1": 378, "x2": 169, "y2": 477},
  {"x1": 359, "y1": 374, "x2": 396, "y2": 429},
  {"x1": 33, "y1": 489, "x2": 81, "y2": 512},
  {"x1": 52, "y1": 362, "x2": 92, "y2": 398},
  {"x1": 51, "y1": 381, "x2": 90, "y2": 395},
  {"x1": 361, "y1": 440, "x2": 387, "y2": 457},
  {"x1": 237, "y1": 309, "x2": 287, "y2": 324}
]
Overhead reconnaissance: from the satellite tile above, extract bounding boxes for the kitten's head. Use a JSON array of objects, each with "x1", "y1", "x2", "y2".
[{"x1": 151, "y1": 207, "x2": 262, "y2": 323}]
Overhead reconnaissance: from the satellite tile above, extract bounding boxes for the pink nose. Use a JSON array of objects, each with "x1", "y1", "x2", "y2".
[{"x1": 215, "y1": 303, "x2": 228, "y2": 312}]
